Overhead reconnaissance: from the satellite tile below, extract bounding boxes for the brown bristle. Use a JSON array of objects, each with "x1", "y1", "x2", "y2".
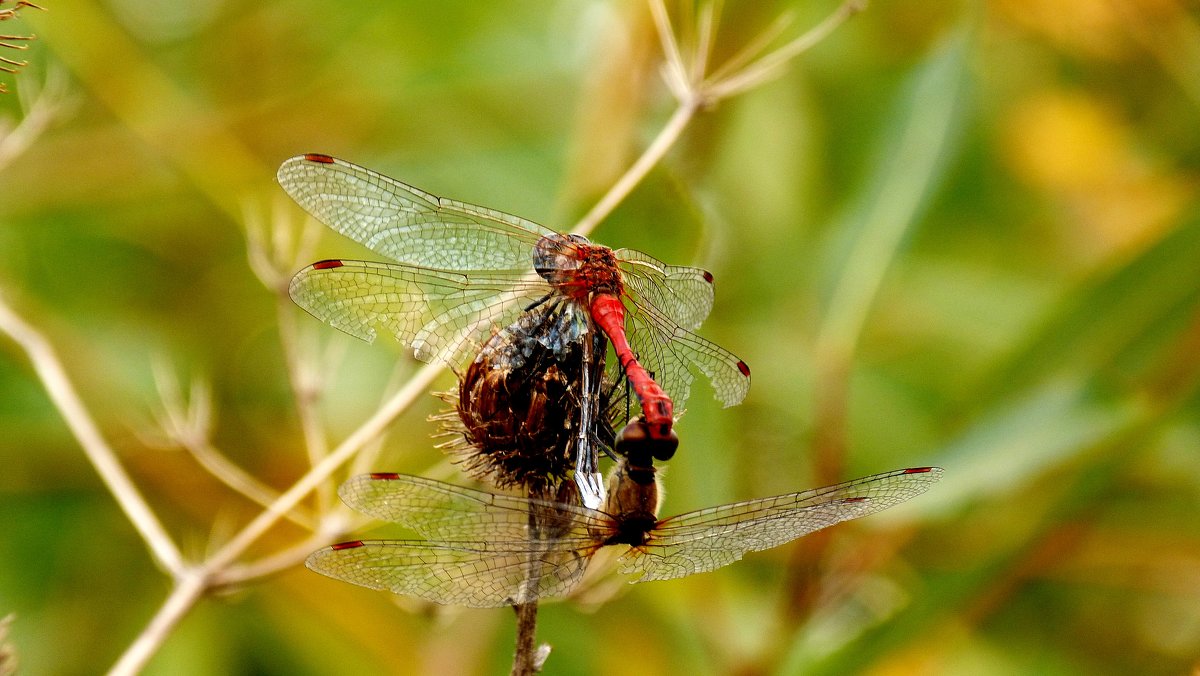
[{"x1": 437, "y1": 304, "x2": 617, "y2": 492}]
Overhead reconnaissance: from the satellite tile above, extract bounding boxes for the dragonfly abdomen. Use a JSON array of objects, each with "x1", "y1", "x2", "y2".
[{"x1": 589, "y1": 294, "x2": 674, "y2": 438}]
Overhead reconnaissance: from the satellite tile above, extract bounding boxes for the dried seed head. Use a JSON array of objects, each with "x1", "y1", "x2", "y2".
[{"x1": 434, "y1": 303, "x2": 617, "y2": 493}]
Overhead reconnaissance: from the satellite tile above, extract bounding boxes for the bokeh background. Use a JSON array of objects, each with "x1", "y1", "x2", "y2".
[{"x1": 3, "y1": 0, "x2": 1200, "y2": 674}]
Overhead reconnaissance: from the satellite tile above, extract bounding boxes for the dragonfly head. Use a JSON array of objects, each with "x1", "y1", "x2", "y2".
[{"x1": 615, "y1": 417, "x2": 678, "y2": 464}]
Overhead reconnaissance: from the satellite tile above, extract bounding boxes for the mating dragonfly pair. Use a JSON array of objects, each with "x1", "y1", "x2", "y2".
[{"x1": 280, "y1": 154, "x2": 942, "y2": 606}]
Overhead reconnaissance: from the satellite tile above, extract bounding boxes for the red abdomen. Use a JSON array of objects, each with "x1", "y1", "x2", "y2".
[{"x1": 589, "y1": 294, "x2": 674, "y2": 438}]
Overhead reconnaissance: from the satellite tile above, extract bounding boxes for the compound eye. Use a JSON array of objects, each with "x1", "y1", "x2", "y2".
[
  {"x1": 650, "y1": 430, "x2": 678, "y2": 462},
  {"x1": 614, "y1": 418, "x2": 649, "y2": 453},
  {"x1": 615, "y1": 418, "x2": 678, "y2": 463}
]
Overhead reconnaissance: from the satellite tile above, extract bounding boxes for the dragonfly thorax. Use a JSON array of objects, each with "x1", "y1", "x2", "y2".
[
  {"x1": 533, "y1": 233, "x2": 624, "y2": 298},
  {"x1": 602, "y1": 454, "x2": 661, "y2": 545}
]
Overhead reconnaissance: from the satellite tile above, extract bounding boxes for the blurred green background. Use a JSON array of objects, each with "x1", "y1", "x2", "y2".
[{"x1": 3, "y1": 0, "x2": 1200, "y2": 674}]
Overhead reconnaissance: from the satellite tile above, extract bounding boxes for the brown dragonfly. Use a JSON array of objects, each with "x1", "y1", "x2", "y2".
[{"x1": 306, "y1": 439, "x2": 942, "y2": 608}]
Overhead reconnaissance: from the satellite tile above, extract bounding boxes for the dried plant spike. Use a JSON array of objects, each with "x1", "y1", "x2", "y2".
[
  {"x1": 0, "y1": 0, "x2": 41, "y2": 91},
  {"x1": 0, "y1": 55, "x2": 26, "y2": 72},
  {"x1": 0, "y1": 1, "x2": 45, "y2": 19},
  {"x1": 649, "y1": 0, "x2": 867, "y2": 108},
  {"x1": 1, "y1": 36, "x2": 35, "y2": 50},
  {"x1": 0, "y1": 1, "x2": 42, "y2": 23}
]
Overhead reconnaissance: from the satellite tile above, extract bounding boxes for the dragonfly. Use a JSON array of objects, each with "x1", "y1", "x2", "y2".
[
  {"x1": 278, "y1": 155, "x2": 751, "y2": 431},
  {"x1": 306, "y1": 425, "x2": 943, "y2": 608},
  {"x1": 279, "y1": 154, "x2": 750, "y2": 504}
]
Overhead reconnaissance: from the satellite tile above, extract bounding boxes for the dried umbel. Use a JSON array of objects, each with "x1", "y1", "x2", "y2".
[{"x1": 434, "y1": 301, "x2": 618, "y2": 494}]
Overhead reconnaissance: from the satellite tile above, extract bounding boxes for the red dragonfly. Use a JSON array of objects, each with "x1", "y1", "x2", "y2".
[
  {"x1": 306, "y1": 445, "x2": 942, "y2": 608},
  {"x1": 279, "y1": 154, "x2": 750, "y2": 439}
]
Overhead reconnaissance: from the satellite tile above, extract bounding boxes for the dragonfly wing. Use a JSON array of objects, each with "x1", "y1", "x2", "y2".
[
  {"x1": 278, "y1": 155, "x2": 554, "y2": 270},
  {"x1": 620, "y1": 299, "x2": 751, "y2": 415},
  {"x1": 306, "y1": 538, "x2": 595, "y2": 608},
  {"x1": 338, "y1": 473, "x2": 612, "y2": 542},
  {"x1": 617, "y1": 467, "x2": 943, "y2": 582},
  {"x1": 616, "y1": 249, "x2": 714, "y2": 331},
  {"x1": 289, "y1": 259, "x2": 545, "y2": 365}
]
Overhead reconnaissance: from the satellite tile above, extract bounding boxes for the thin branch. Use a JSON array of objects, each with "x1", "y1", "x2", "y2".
[
  {"x1": 704, "y1": 11, "x2": 795, "y2": 85},
  {"x1": 0, "y1": 295, "x2": 186, "y2": 575},
  {"x1": 108, "y1": 571, "x2": 207, "y2": 676},
  {"x1": 245, "y1": 201, "x2": 334, "y2": 509},
  {"x1": 147, "y1": 361, "x2": 315, "y2": 529},
  {"x1": 276, "y1": 299, "x2": 334, "y2": 510},
  {"x1": 108, "y1": 362, "x2": 443, "y2": 673},
  {"x1": 571, "y1": 98, "x2": 701, "y2": 237},
  {"x1": 692, "y1": 1, "x2": 718, "y2": 88},
  {"x1": 510, "y1": 602, "x2": 543, "y2": 676},
  {"x1": 212, "y1": 527, "x2": 346, "y2": 587},
  {"x1": 206, "y1": 359, "x2": 446, "y2": 570},
  {"x1": 704, "y1": 0, "x2": 866, "y2": 101},
  {"x1": 0, "y1": 67, "x2": 69, "y2": 171},
  {"x1": 648, "y1": 0, "x2": 690, "y2": 102}
]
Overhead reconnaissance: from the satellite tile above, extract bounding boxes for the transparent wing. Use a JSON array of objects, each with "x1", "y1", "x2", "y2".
[
  {"x1": 616, "y1": 249, "x2": 714, "y2": 331},
  {"x1": 278, "y1": 154, "x2": 553, "y2": 270},
  {"x1": 618, "y1": 467, "x2": 943, "y2": 582},
  {"x1": 338, "y1": 473, "x2": 612, "y2": 541},
  {"x1": 288, "y1": 259, "x2": 548, "y2": 365},
  {"x1": 619, "y1": 292, "x2": 751, "y2": 417},
  {"x1": 305, "y1": 539, "x2": 594, "y2": 608},
  {"x1": 316, "y1": 473, "x2": 619, "y2": 607},
  {"x1": 280, "y1": 155, "x2": 751, "y2": 418}
]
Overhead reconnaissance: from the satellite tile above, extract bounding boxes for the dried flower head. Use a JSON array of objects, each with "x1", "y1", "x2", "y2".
[{"x1": 433, "y1": 302, "x2": 619, "y2": 493}]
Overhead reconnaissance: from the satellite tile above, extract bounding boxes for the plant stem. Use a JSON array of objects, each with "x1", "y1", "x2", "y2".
[
  {"x1": 108, "y1": 571, "x2": 206, "y2": 676},
  {"x1": 0, "y1": 296, "x2": 185, "y2": 576},
  {"x1": 510, "y1": 602, "x2": 541, "y2": 676},
  {"x1": 571, "y1": 96, "x2": 700, "y2": 238},
  {"x1": 209, "y1": 360, "x2": 445, "y2": 570}
]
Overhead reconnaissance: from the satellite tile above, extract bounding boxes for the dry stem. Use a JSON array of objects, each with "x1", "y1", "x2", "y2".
[
  {"x1": 0, "y1": 295, "x2": 186, "y2": 576},
  {"x1": 511, "y1": 602, "x2": 542, "y2": 676}
]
